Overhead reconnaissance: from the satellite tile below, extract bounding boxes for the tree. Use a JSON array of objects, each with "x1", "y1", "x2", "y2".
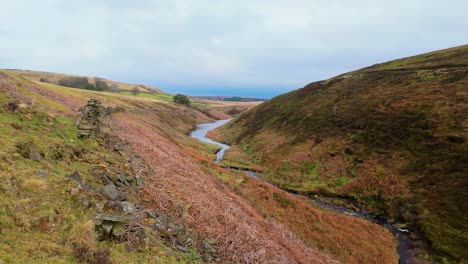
[
  {"x1": 94, "y1": 78, "x2": 110, "y2": 91},
  {"x1": 110, "y1": 83, "x2": 119, "y2": 92},
  {"x1": 39, "y1": 77, "x2": 49, "y2": 83},
  {"x1": 131, "y1": 87, "x2": 140, "y2": 96},
  {"x1": 173, "y1": 94, "x2": 191, "y2": 106},
  {"x1": 58, "y1": 77, "x2": 90, "y2": 89}
]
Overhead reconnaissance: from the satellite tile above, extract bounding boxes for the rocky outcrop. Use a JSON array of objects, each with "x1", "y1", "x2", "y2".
[{"x1": 77, "y1": 99, "x2": 107, "y2": 138}]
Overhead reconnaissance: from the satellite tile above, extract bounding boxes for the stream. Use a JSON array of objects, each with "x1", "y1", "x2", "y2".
[{"x1": 190, "y1": 119, "x2": 412, "y2": 264}]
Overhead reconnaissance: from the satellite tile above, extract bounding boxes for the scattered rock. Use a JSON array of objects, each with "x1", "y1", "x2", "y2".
[
  {"x1": 94, "y1": 202, "x2": 105, "y2": 212},
  {"x1": 94, "y1": 213, "x2": 132, "y2": 223},
  {"x1": 29, "y1": 151, "x2": 43, "y2": 161},
  {"x1": 146, "y1": 211, "x2": 158, "y2": 219},
  {"x1": 201, "y1": 255, "x2": 211, "y2": 262},
  {"x1": 157, "y1": 213, "x2": 168, "y2": 229},
  {"x1": 112, "y1": 222, "x2": 126, "y2": 237},
  {"x1": 201, "y1": 240, "x2": 216, "y2": 253},
  {"x1": 66, "y1": 170, "x2": 91, "y2": 191},
  {"x1": 118, "y1": 201, "x2": 136, "y2": 215},
  {"x1": 80, "y1": 194, "x2": 90, "y2": 209},
  {"x1": 135, "y1": 174, "x2": 144, "y2": 186},
  {"x1": 66, "y1": 170, "x2": 83, "y2": 183},
  {"x1": 101, "y1": 221, "x2": 113, "y2": 235},
  {"x1": 176, "y1": 245, "x2": 189, "y2": 252},
  {"x1": 100, "y1": 184, "x2": 126, "y2": 201},
  {"x1": 70, "y1": 185, "x2": 83, "y2": 196},
  {"x1": 37, "y1": 170, "x2": 47, "y2": 178}
]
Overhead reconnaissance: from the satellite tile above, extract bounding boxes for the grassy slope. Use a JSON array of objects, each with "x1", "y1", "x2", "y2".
[
  {"x1": 8, "y1": 69, "x2": 263, "y2": 118},
  {"x1": 0, "y1": 70, "x2": 399, "y2": 263},
  {"x1": 8, "y1": 69, "x2": 166, "y2": 93},
  {"x1": 213, "y1": 45, "x2": 468, "y2": 261},
  {"x1": 0, "y1": 72, "x2": 198, "y2": 263}
]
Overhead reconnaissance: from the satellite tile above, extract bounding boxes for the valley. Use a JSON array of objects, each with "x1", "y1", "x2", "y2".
[{"x1": 210, "y1": 45, "x2": 468, "y2": 263}]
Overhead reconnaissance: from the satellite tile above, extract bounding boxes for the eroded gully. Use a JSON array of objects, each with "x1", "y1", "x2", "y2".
[{"x1": 190, "y1": 119, "x2": 412, "y2": 264}]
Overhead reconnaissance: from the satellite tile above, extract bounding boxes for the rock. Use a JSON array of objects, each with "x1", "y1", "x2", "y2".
[
  {"x1": 29, "y1": 151, "x2": 43, "y2": 161},
  {"x1": 112, "y1": 222, "x2": 126, "y2": 236},
  {"x1": 118, "y1": 201, "x2": 136, "y2": 215},
  {"x1": 201, "y1": 240, "x2": 216, "y2": 253},
  {"x1": 94, "y1": 202, "x2": 105, "y2": 212},
  {"x1": 176, "y1": 245, "x2": 189, "y2": 252},
  {"x1": 157, "y1": 213, "x2": 168, "y2": 229},
  {"x1": 167, "y1": 223, "x2": 180, "y2": 235},
  {"x1": 66, "y1": 170, "x2": 91, "y2": 191},
  {"x1": 80, "y1": 194, "x2": 90, "y2": 209},
  {"x1": 123, "y1": 176, "x2": 135, "y2": 183},
  {"x1": 115, "y1": 181, "x2": 125, "y2": 187},
  {"x1": 66, "y1": 170, "x2": 83, "y2": 183},
  {"x1": 100, "y1": 184, "x2": 125, "y2": 201},
  {"x1": 101, "y1": 221, "x2": 113, "y2": 235},
  {"x1": 70, "y1": 185, "x2": 85, "y2": 196},
  {"x1": 95, "y1": 213, "x2": 132, "y2": 223},
  {"x1": 146, "y1": 211, "x2": 158, "y2": 219},
  {"x1": 135, "y1": 175, "x2": 144, "y2": 186},
  {"x1": 201, "y1": 255, "x2": 211, "y2": 262},
  {"x1": 37, "y1": 170, "x2": 47, "y2": 178},
  {"x1": 153, "y1": 223, "x2": 176, "y2": 244},
  {"x1": 100, "y1": 174, "x2": 114, "y2": 185}
]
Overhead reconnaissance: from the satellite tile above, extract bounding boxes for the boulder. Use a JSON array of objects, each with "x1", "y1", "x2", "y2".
[{"x1": 100, "y1": 184, "x2": 125, "y2": 201}]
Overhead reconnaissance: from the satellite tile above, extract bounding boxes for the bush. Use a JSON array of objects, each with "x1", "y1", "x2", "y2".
[
  {"x1": 173, "y1": 94, "x2": 191, "y2": 106},
  {"x1": 94, "y1": 78, "x2": 110, "y2": 91},
  {"x1": 131, "y1": 87, "x2": 140, "y2": 96}
]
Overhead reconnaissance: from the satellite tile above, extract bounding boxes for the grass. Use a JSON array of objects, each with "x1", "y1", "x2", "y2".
[
  {"x1": 214, "y1": 44, "x2": 468, "y2": 262},
  {"x1": 0, "y1": 75, "x2": 199, "y2": 263},
  {"x1": 120, "y1": 91, "x2": 174, "y2": 101}
]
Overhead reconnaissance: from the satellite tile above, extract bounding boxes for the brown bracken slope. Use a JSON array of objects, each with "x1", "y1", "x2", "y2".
[{"x1": 213, "y1": 45, "x2": 468, "y2": 262}]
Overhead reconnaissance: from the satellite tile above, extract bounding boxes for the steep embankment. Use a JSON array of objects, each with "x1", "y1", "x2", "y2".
[
  {"x1": 212, "y1": 45, "x2": 468, "y2": 262},
  {"x1": 0, "y1": 70, "x2": 399, "y2": 263}
]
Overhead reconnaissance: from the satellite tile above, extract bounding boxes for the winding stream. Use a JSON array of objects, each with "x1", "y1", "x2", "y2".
[{"x1": 190, "y1": 119, "x2": 412, "y2": 264}]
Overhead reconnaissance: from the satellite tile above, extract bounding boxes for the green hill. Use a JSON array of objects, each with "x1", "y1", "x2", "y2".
[{"x1": 213, "y1": 45, "x2": 468, "y2": 262}]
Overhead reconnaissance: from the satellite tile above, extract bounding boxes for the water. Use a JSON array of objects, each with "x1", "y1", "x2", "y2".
[
  {"x1": 190, "y1": 119, "x2": 413, "y2": 263},
  {"x1": 190, "y1": 119, "x2": 231, "y2": 163}
]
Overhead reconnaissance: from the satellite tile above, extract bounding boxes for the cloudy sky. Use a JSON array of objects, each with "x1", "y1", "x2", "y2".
[{"x1": 1, "y1": 1, "x2": 467, "y2": 97}]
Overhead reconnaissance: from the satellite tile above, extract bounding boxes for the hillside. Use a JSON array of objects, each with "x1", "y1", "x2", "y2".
[
  {"x1": 0, "y1": 70, "x2": 398, "y2": 263},
  {"x1": 211, "y1": 45, "x2": 468, "y2": 262},
  {"x1": 8, "y1": 69, "x2": 166, "y2": 93}
]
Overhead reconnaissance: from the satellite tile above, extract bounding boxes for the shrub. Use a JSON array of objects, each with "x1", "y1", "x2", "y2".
[
  {"x1": 173, "y1": 94, "x2": 191, "y2": 106},
  {"x1": 131, "y1": 87, "x2": 140, "y2": 96}
]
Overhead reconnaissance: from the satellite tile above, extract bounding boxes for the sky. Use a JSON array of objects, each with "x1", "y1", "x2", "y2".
[{"x1": 0, "y1": 1, "x2": 467, "y2": 98}]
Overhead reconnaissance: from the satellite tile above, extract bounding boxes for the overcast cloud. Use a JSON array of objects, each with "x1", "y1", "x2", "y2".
[{"x1": 0, "y1": 0, "x2": 467, "y2": 97}]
